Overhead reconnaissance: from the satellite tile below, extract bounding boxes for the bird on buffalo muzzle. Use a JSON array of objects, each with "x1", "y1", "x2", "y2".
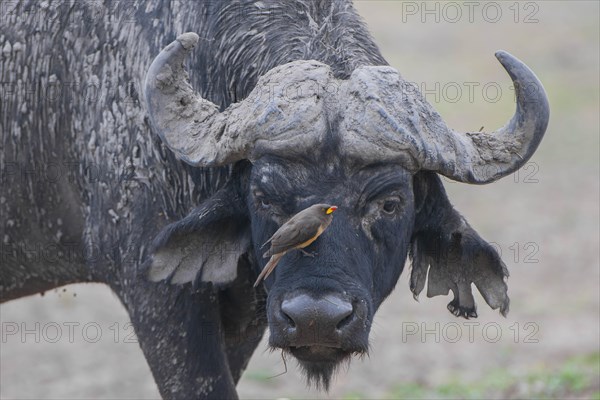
[{"x1": 253, "y1": 204, "x2": 338, "y2": 287}]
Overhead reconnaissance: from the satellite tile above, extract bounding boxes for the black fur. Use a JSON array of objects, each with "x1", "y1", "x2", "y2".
[
  {"x1": 144, "y1": 162, "x2": 252, "y2": 287},
  {"x1": 2, "y1": 0, "x2": 509, "y2": 397},
  {"x1": 410, "y1": 172, "x2": 510, "y2": 317},
  {"x1": 242, "y1": 157, "x2": 414, "y2": 389}
]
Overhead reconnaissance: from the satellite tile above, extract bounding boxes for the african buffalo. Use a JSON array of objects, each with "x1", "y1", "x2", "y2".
[{"x1": 1, "y1": 0, "x2": 549, "y2": 398}]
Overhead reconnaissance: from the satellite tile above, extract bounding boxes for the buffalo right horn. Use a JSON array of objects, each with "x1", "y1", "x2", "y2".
[
  {"x1": 144, "y1": 33, "x2": 331, "y2": 167},
  {"x1": 144, "y1": 32, "x2": 252, "y2": 167}
]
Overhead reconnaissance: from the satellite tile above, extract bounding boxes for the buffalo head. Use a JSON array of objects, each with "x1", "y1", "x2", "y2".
[{"x1": 143, "y1": 33, "x2": 549, "y2": 388}]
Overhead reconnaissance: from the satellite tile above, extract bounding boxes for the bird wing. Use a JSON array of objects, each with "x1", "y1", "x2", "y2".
[
  {"x1": 261, "y1": 207, "x2": 315, "y2": 248},
  {"x1": 261, "y1": 227, "x2": 281, "y2": 249},
  {"x1": 263, "y1": 216, "x2": 322, "y2": 258}
]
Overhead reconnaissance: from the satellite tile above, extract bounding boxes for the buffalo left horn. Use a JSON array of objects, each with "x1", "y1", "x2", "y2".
[{"x1": 419, "y1": 51, "x2": 550, "y2": 184}]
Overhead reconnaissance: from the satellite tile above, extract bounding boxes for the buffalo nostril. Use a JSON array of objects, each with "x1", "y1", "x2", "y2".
[
  {"x1": 336, "y1": 313, "x2": 354, "y2": 330},
  {"x1": 281, "y1": 300, "x2": 299, "y2": 328},
  {"x1": 281, "y1": 309, "x2": 296, "y2": 328},
  {"x1": 281, "y1": 294, "x2": 354, "y2": 333}
]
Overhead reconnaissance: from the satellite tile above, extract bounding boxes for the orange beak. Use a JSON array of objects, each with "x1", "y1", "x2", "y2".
[{"x1": 326, "y1": 206, "x2": 338, "y2": 215}]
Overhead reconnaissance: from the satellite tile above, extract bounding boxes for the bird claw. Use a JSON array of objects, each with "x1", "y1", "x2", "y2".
[{"x1": 300, "y1": 249, "x2": 316, "y2": 258}]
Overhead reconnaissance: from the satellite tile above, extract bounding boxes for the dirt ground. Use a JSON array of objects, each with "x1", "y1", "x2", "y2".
[{"x1": 1, "y1": 1, "x2": 598, "y2": 399}]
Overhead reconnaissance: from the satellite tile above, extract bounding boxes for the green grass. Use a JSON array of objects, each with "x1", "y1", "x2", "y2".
[
  {"x1": 244, "y1": 353, "x2": 600, "y2": 399},
  {"x1": 383, "y1": 352, "x2": 600, "y2": 400}
]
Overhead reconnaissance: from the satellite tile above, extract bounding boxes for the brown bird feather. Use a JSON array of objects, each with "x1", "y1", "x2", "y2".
[{"x1": 254, "y1": 203, "x2": 337, "y2": 287}]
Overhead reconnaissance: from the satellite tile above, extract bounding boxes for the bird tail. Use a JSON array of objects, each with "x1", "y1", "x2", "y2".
[{"x1": 254, "y1": 253, "x2": 284, "y2": 287}]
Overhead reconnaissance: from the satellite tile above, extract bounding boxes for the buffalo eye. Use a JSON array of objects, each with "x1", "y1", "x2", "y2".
[
  {"x1": 258, "y1": 197, "x2": 272, "y2": 210},
  {"x1": 254, "y1": 192, "x2": 272, "y2": 210},
  {"x1": 381, "y1": 198, "x2": 402, "y2": 215},
  {"x1": 260, "y1": 198, "x2": 271, "y2": 208}
]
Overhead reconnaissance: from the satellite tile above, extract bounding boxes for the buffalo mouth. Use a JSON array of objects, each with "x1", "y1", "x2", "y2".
[
  {"x1": 266, "y1": 291, "x2": 371, "y2": 389},
  {"x1": 281, "y1": 345, "x2": 367, "y2": 390},
  {"x1": 290, "y1": 344, "x2": 350, "y2": 362}
]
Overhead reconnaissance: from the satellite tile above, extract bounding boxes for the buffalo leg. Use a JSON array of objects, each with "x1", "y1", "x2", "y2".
[
  {"x1": 121, "y1": 281, "x2": 238, "y2": 399},
  {"x1": 218, "y1": 257, "x2": 268, "y2": 383}
]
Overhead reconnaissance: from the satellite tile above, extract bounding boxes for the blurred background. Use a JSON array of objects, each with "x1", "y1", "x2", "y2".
[{"x1": 1, "y1": 1, "x2": 598, "y2": 399}]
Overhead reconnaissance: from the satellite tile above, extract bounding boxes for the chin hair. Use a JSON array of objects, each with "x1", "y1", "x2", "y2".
[
  {"x1": 271, "y1": 346, "x2": 366, "y2": 391},
  {"x1": 297, "y1": 357, "x2": 351, "y2": 391}
]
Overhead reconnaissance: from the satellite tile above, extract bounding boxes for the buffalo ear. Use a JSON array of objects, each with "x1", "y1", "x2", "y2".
[
  {"x1": 409, "y1": 172, "x2": 509, "y2": 318},
  {"x1": 146, "y1": 176, "x2": 250, "y2": 288}
]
